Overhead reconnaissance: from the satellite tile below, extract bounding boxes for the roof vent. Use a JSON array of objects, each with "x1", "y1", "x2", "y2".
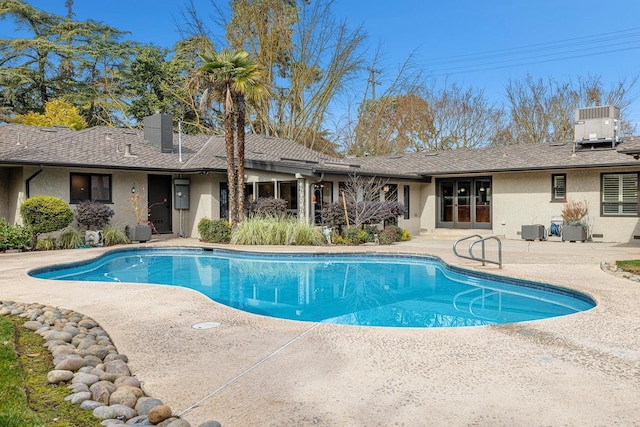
[{"x1": 574, "y1": 105, "x2": 620, "y2": 146}]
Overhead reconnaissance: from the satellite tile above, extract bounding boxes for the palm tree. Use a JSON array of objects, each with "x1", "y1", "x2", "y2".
[
  {"x1": 235, "y1": 70, "x2": 267, "y2": 222},
  {"x1": 198, "y1": 49, "x2": 265, "y2": 227}
]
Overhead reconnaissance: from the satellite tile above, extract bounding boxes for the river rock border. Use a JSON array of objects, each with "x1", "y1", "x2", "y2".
[
  {"x1": 601, "y1": 261, "x2": 640, "y2": 282},
  {"x1": 0, "y1": 301, "x2": 221, "y2": 427}
]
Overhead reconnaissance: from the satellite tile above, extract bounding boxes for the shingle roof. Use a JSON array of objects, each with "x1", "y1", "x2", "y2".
[
  {"x1": 352, "y1": 138, "x2": 640, "y2": 176},
  {"x1": 0, "y1": 124, "x2": 209, "y2": 171},
  {"x1": 2, "y1": 122, "x2": 639, "y2": 177}
]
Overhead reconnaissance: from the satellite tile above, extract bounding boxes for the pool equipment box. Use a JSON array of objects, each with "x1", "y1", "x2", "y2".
[{"x1": 521, "y1": 224, "x2": 545, "y2": 241}]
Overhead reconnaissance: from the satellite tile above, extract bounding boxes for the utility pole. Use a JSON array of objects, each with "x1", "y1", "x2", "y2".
[{"x1": 367, "y1": 67, "x2": 381, "y2": 100}]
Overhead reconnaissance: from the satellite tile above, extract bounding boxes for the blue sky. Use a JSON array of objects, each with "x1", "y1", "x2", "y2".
[{"x1": 7, "y1": 0, "x2": 640, "y2": 125}]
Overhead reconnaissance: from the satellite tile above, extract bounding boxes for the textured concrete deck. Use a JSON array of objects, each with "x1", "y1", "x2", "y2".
[{"x1": 2, "y1": 237, "x2": 640, "y2": 426}]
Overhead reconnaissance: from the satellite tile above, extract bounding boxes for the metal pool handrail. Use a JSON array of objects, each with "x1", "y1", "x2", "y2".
[{"x1": 453, "y1": 234, "x2": 503, "y2": 268}]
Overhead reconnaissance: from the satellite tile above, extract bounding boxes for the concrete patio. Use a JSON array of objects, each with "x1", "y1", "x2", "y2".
[{"x1": 1, "y1": 236, "x2": 640, "y2": 426}]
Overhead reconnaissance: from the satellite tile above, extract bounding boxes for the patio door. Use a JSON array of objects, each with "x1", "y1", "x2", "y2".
[{"x1": 437, "y1": 178, "x2": 491, "y2": 229}]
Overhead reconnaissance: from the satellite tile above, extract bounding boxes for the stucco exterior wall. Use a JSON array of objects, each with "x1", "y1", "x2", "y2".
[
  {"x1": 493, "y1": 168, "x2": 640, "y2": 243},
  {"x1": 419, "y1": 182, "x2": 436, "y2": 233}
]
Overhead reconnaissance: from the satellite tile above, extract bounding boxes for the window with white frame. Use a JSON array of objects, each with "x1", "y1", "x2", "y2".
[
  {"x1": 602, "y1": 173, "x2": 638, "y2": 216},
  {"x1": 551, "y1": 174, "x2": 566, "y2": 202}
]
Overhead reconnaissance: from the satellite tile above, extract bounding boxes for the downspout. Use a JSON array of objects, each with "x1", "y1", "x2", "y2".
[{"x1": 25, "y1": 165, "x2": 43, "y2": 198}]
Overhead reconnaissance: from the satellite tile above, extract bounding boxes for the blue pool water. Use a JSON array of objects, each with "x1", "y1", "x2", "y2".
[{"x1": 30, "y1": 248, "x2": 595, "y2": 328}]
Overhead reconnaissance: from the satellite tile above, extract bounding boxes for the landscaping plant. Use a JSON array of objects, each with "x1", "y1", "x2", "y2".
[
  {"x1": 0, "y1": 218, "x2": 32, "y2": 251},
  {"x1": 101, "y1": 225, "x2": 129, "y2": 246},
  {"x1": 20, "y1": 196, "x2": 73, "y2": 247},
  {"x1": 74, "y1": 200, "x2": 114, "y2": 229},
  {"x1": 198, "y1": 218, "x2": 232, "y2": 243},
  {"x1": 57, "y1": 228, "x2": 84, "y2": 249}
]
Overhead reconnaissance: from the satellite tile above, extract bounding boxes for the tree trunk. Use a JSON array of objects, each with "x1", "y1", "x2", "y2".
[
  {"x1": 237, "y1": 95, "x2": 246, "y2": 224},
  {"x1": 224, "y1": 86, "x2": 237, "y2": 227}
]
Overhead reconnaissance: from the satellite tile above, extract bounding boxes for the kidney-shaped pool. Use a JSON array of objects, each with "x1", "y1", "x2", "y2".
[{"x1": 30, "y1": 247, "x2": 595, "y2": 328}]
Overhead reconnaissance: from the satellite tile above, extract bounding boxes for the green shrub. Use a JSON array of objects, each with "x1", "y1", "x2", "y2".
[
  {"x1": 20, "y1": 196, "x2": 73, "y2": 246},
  {"x1": 363, "y1": 225, "x2": 379, "y2": 243},
  {"x1": 344, "y1": 226, "x2": 366, "y2": 245},
  {"x1": 74, "y1": 200, "x2": 114, "y2": 229},
  {"x1": 399, "y1": 228, "x2": 412, "y2": 241},
  {"x1": 0, "y1": 218, "x2": 32, "y2": 251},
  {"x1": 102, "y1": 225, "x2": 129, "y2": 246},
  {"x1": 35, "y1": 237, "x2": 57, "y2": 251},
  {"x1": 384, "y1": 224, "x2": 404, "y2": 242},
  {"x1": 58, "y1": 228, "x2": 84, "y2": 249},
  {"x1": 198, "y1": 218, "x2": 232, "y2": 243},
  {"x1": 378, "y1": 228, "x2": 397, "y2": 245},
  {"x1": 232, "y1": 216, "x2": 323, "y2": 245}
]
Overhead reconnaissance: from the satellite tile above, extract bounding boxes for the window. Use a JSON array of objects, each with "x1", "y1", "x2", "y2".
[
  {"x1": 278, "y1": 181, "x2": 298, "y2": 211},
  {"x1": 602, "y1": 173, "x2": 638, "y2": 216},
  {"x1": 403, "y1": 185, "x2": 410, "y2": 220},
  {"x1": 70, "y1": 173, "x2": 111, "y2": 203},
  {"x1": 551, "y1": 174, "x2": 566, "y2": 202}
]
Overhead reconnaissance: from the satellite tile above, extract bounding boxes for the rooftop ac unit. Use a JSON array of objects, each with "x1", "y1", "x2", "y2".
[{"x1": 574, "y1": 105, "x2": 620, "y2": 143}]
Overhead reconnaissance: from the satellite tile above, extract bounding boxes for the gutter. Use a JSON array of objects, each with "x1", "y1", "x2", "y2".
[{"x1": 25, "y1": 165, "x2": 43, "y2": 198}]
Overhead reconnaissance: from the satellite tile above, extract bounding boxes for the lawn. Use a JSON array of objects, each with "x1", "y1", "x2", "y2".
[
  {"x1": 0, "y1": 315, "x2": 101, "y2": 427},
  {"x1": 616, "y1": 260, "x2": 640, "y2": 275}
]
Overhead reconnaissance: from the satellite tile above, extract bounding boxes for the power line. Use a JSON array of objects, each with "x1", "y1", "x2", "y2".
[{"x1": 424, "y1": 27, "x2": 640, "y2": 75}]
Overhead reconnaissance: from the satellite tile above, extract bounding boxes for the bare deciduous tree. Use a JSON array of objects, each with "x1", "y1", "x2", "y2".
[{"x1": 503, "y1": 74, "x2": 638, "y2": 144}]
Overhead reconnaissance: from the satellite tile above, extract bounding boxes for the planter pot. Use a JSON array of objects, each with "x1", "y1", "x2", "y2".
[
  {"x1": 562, "y1": 224, "x2": 587, "y2": 242},
  {"x1": 521, "y1": 224, "x2": 545, "y2": 241},
  {"x1": 125, "y1": 224, "x2": 152, "y2": 242}
]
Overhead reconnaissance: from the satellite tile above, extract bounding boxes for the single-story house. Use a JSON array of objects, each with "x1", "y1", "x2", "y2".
[{"x1": 1, "y1": 107, "x2": 639, "y2": 243}]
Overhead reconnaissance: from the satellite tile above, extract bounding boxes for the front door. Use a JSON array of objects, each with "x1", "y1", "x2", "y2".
[
  {"x1": 437, "y1": 178, "x2": 491, "y2": 229},
  {"x1": 147, "y1": 175, "x2": 172, "y2": 233}
]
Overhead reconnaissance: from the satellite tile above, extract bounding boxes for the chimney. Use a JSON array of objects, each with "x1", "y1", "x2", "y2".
[{"x1": 144, "y1": 113, "x2": 173, "y2": 153}]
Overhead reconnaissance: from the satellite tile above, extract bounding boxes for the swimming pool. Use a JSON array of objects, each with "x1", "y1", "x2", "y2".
[{"x1": 31, "y1": 247, "x2": 595, "y2": 328}]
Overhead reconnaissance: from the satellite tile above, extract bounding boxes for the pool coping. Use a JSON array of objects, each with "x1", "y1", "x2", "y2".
[{"x1": 2, "y1": 237, "x2": 640, "y2": 425}]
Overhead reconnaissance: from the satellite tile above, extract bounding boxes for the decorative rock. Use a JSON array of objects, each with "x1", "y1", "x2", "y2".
[
  {"x1": 91, "y1": 380, "x2": 116, "y2": 404},
  {"x1": 44, "y1": 330, "x2": 73, "y2": 343},
  {"x1": 23, "y1": 320, "x2": 44, "y2": 331},
  {"x1": 2, "y1": 302, "x2": 201, "y2": 427},
  {"x1": 104, "y1": 359, "x2": 131, "y2": 377},
  {"x1": 80, "y1": 399, "x2": 104, "y2": 411},
  {"x1": 105, "y1": 353, "x2": 129, "y2": 363},
  {"x1": 166, "y1": 419, "x2": 191, "y2": 427},
  {"x1": 53, "y1": 352, "x2": 82, "y2": 366},
  {"x1": 135, "y1": 397, "x2": 163, "y2": 415},
  {"x1": 84, "y1": 355, "x2": 103, "y2": 367},
  {"x1": 51, "y1": 345, "x2": 76, "y2": 358},
  {"x1": 55, "y1": 355, "x2": 87, "y2": 371},
  {"x1": 69, "y1": 391, "x2": 92, "y2": 404},
  {"x1": 98, "y1": 372, "x2": 118, "y2": 382},
  {"x1": 93, "y1": 404, "x2": 137, "y2": 420},
  {"x1": 113, "y1": 376, "x2": 139, "y2": 388},
  {"x1": 109, "y1": 388, "x2": 138, "y2": 408},
  {"x1": 77, "y1": 337, "x2": 97, "y2": 350},
  {"x1": 47, "y1": 369, "x2": 74, "y2": 384},
  {"x1": 72, "y1": 372, "x2": 100, "y2": 386},
  {"x1": 157, "y1": 418, "x2": 181, "y2": 427},
  {"x1": 68, "y1": 382, "x2": 90, "y2": 393},
  {"x1": 80, "y1": 344, "x2": 110, "y2": 360},
  {"x1": 118, "y1": 385, "x2": 143, "y2": 399},
  {"x1": 198, "y1": 421, "x2": 222, "y2": 427},
  {"x1": 148, "y1": 405, "x2": 173, "y2": 424},
  {"x1": 125, "y1": 415, "x2": 151, "y2": 425},
  {"x1": 62, "y1": 325, "x2": 80, "y2": 337}
]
